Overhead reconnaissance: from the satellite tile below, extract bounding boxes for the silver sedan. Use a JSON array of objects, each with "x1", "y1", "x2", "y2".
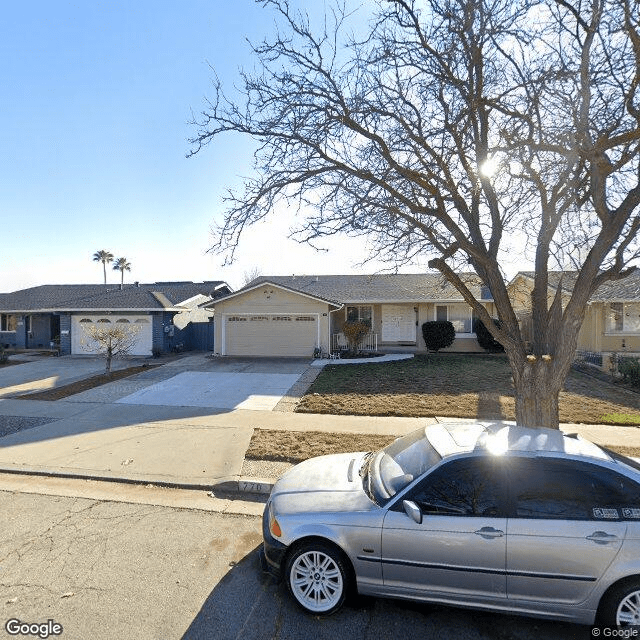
[{"x1": 261, "y1": 422, "x2": 640, "y2": 627}]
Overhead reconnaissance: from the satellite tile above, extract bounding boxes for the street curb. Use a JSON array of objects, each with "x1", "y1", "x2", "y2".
[{"x1": 0, "y1": 466, "x2": 277, "y2": 496}]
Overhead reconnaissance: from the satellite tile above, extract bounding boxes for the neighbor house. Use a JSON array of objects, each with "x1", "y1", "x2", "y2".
[
  {"x1": 0, "y1": 281, "x2": 232, "y2": 356},
  {"x1": 206, "y1": 274, "x2": 495, "y2": 358},
  {"x1": 508, "y1": 269, "x2": 640, "y2": 366}
]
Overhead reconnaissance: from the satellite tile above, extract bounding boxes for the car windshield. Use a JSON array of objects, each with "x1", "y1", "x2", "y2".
[{"x1": 368, "y1": 428, "x2": 442, "y2": 503}]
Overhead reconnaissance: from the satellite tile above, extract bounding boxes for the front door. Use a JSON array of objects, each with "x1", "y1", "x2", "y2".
[
  {"x1": 381, "y1": 305, "x2": 415, "y2": 342},
  {"x1": 381, "y1": 457, "x2": 508, "y2": 599}
]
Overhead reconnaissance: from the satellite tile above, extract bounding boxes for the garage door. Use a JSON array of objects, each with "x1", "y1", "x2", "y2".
[
  {"x1": 225, "y1": 314, "x2": 318, "y2": 357},
  {"x1": 71, "y1": 315, "x2": 153, "y2": 356}
]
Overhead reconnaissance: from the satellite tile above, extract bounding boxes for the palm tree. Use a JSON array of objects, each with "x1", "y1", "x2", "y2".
[
  {"x1": 113, "y1": 257, "x2": 131, "y2": 289},
  {"x1": 93, "y1": 250, "x2": 114, "y2": 284}
]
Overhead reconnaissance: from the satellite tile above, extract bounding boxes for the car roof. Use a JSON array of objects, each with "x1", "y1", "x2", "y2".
[{"x1": 425, "y1": 422, "x2": 612, "y2": 462}]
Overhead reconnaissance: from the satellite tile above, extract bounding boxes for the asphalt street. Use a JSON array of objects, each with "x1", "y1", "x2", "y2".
[{"x1": 0, "y1": 487, "x2": 593, "y2": 640}]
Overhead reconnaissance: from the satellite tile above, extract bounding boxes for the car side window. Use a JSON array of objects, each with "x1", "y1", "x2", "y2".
[
  {"x1": 508, "y1": 458, "x2": 640, "y2": 521},
  {"x1": 406, "y1": 457, "x2": 505, "y2": 517}
]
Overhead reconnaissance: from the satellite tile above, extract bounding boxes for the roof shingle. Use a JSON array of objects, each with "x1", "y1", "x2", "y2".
[
  {"x1": 228, "y1": 273, "x2": 492, "y2": 304},
  {"x1": 0, "y1": 281, "x2": 231, "y2": 312}
]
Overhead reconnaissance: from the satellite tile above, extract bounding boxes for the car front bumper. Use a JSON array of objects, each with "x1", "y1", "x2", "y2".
[{"x1": 261, "y1": 502, "x2": 287, "y2": 579}]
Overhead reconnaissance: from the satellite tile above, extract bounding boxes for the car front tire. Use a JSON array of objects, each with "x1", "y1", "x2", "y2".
[
  {"x1": 285, "y1": 541, "x2": 349, "y2": 615},
  {"x1": 599, "y1": 580, "x2": 640, "y2": 627}
]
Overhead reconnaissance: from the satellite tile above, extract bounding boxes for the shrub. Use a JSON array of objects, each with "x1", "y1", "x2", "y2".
[
  {"x1": 0, "y1": 345, "x2": 7, "y2": 365},
  {"x1": 421, "y1": 321, "x2": 455, "y2": 352},
  {"x1": 342, "y1": 321, "x2": 370, "y2": 354},
  {"x1": 618, "y1": 357, "x2": 640, "y2": 388},
  {"x1": 474, "y1": 318, "x2": 505, "y2": 352},
  {"x1": 151, "y1": 346, "x2": 163, "y2": 358}
]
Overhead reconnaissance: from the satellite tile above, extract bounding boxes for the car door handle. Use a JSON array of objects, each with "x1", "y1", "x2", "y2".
[
  {"x1": 586, "y1": 531, "x2": 619, "y2": 544},
  {"x1": 474, "y1": 527, "x2": 504, "y2": 539}
]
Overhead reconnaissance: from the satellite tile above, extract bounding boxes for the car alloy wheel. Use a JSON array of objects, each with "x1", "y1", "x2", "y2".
[
  {"x1": 616, "y1": 588, "x2": 640, "y2": 626},
  {"x1": 286, "y1": 543, "x2": 348, "y2": 614}
]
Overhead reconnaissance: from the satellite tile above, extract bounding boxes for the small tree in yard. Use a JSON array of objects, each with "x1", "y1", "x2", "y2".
[
  {"x1": 422, "y1": 321, "x2": 456, "y2": 353},
  {"x1": 82, "y1": 324, "x2": 141, "y2": 373},
  {"x1": 189, "y1": 0, "x2": 640, "y2": 429},
  {"x1": 342, "y1": 321, "x2": 370, "y2": 355}
]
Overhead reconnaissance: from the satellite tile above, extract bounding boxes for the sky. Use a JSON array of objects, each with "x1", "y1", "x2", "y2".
[{"x1": 0, "y1": 0, "x2": 527, "y2": 293}]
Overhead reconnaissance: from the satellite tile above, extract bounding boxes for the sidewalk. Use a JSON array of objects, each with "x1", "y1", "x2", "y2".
[{"x1": 0, "y1": 396, "x2": 638, "y2": 496}]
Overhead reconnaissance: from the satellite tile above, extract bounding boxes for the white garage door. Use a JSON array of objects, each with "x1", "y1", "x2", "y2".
[
  {"x1": 225, "y1": 314, "x2": 318, "y2": 357},
  {"x1": 71, "y1": 315, "x2": 153, "y2": 356}
]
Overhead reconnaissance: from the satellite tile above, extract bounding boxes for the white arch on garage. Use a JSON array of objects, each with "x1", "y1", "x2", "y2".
[{"x1": 71, "y1": 315, "x2": 153, "y2": 356}]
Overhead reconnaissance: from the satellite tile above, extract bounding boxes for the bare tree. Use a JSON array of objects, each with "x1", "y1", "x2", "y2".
[
  {"x1": 189, "y1": 0, "x2": 640, "y2": 429},
  {"x1": 242, "y1": 266, "x2": 263, "y2": 286},
  {"x1": 93, "y1": 250, "x2": 114, "y2": 285},
  {"x1": 81, "y1": 323, "x2": 141, "y2": 373}
]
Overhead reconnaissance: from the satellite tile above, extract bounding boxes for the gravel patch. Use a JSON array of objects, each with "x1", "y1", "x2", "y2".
[
  {"x1": 0, "y1": 416, "x2": 56, "y2": 438},
  {"x1": 241, "y1": 458, "x2": 294, "y2": 479}
]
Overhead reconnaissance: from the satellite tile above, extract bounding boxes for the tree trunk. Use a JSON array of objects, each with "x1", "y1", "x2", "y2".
[
  {"x1": 511, "y1": 359, "x2": 562, "y2": 429},
  {"x1": 105, "y1": 345, "x2": 113, "y2": 374}
]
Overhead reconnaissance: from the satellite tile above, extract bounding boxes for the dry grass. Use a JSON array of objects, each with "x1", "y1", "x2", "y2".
[
  {"x1": 245, "y1": 428, "x2": 640, "y2": 464},
  {"x1": 296, "y1": 354, "x2": 640, "y2": 426},
  {"x1": 245, "y1": 429, "x2": 396, "y2": 463},
  {"x1": 16, "y1": 365, "x2": 158, "y2": 401}
]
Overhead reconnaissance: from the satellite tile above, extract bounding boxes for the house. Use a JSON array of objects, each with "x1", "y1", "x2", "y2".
[
  {"x1": 0, "y1": 281, "x2": 232, "y2": 356},
  {"x1": 508, "y1": 269, "x2": 640, "y2": 365},
  {"x1": 206, "y1": 274, "x2": 495, "y2": 358}
]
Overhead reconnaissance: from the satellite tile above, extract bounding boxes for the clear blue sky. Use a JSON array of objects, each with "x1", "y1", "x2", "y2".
[{"x1": 0, "y1": 1, "x2": 523, "y2": 292}]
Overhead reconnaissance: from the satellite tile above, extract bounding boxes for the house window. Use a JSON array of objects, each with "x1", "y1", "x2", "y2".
[
  {"x1": 608, "y1": 303, "x2": 640, "y2": 333},
  {"x1": 0, "y1": 314, "x2": 17, "y2": 332},
  {"x1": 435, "y1": 304, "x2": 472, "y2": 333},
  {"x1": 346, "y1": 306, "x2": 372, "y2": 327},
  {"x1": 25, "y1": 315, "x2": 32, "y2": 333}
]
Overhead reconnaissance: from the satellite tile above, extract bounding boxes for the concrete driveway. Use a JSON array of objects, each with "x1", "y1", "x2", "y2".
[
  {"x1": 0, "y1": 355, "x2": 144, "y2": 398},
  {"x1": 115, "y1": 356, "x2": 311, "y2": 411}
]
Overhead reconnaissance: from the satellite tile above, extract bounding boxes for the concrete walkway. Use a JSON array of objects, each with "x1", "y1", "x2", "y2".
[
  {"x1": 0, "y1": 353, "x2": 638, "y2": 495},
  {"x1": 0, "y1": 395, "x2": 638, "y2": 494}
]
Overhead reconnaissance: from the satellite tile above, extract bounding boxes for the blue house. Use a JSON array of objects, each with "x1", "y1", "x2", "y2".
[{"x1": 0, "y1": 281, "x2": 231, "y2": 355}]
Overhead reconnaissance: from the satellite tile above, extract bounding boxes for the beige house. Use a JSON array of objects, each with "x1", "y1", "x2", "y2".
[
  {"x1": 207, "y1": 274, "x2": 496, "y2": 358},
  {"x1": 508, "y1": 270, "x2": 640, "y2": 366}
]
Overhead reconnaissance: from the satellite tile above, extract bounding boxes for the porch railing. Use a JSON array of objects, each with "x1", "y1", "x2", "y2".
[{"x1": 332, "y1": 332, "x2": 378, "y2": 353}]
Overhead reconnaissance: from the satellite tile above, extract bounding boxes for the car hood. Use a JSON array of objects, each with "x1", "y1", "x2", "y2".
[{"x1": 270, "y1": 452, "x2": 376, "y2": 514}]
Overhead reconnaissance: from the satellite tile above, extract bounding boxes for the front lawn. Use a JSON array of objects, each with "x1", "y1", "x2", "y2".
[{"x1": 296, "y1": 354, "x2": 640, "y2": 426}]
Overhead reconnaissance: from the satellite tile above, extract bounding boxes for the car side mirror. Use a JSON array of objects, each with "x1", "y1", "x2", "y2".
[{"x1": 402, "y1": 500, "x2": 422, "y2": 525}]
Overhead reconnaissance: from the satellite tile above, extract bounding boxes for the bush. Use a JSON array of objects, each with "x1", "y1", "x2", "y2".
[
  {"x1": 618, "y1": 357, "x2": 640, "y2": 388},
  {"x1": 474, "y1": 318, "x2": 505, "y2": 352},
  {"x1": 421, "y1": 321, "x2": 455, "y2": 352},
  {"x1": 0, "y1": 345, "x2": 7, "y2": 365},
  {"x1": 342, "y1": 321, "x2": 370, "y2": 354}
]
